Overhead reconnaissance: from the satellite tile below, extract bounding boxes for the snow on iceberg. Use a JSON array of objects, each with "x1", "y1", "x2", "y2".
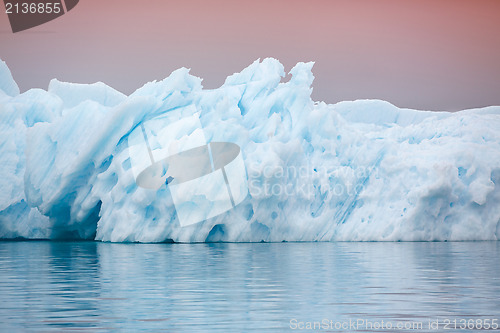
[{"x1": 0, "y1": 58, "x2": 499, "y2": 242}]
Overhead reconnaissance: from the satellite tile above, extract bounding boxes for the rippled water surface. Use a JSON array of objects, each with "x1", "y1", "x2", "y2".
[{"x1": 0, "y1": 241, "x2": 499, "y2": 332}]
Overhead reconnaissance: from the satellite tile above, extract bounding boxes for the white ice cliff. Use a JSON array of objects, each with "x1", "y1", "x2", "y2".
[{"x1": 0, "y1": 58, "x2": 499, "y2": 242}]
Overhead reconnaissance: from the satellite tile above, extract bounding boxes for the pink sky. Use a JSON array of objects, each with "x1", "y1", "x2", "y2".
[{"x1": 1, "y1": 0, "x2": 499, "y2": 110}]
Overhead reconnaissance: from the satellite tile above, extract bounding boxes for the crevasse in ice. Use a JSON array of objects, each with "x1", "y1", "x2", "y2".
[{"x1": 1, "y1": 58, "x2": 499, "y2": 242}]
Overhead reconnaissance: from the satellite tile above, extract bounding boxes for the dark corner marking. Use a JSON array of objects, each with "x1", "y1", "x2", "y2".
[{"x1": 3, "y1": 0, "x2": 79, "y2": 33}]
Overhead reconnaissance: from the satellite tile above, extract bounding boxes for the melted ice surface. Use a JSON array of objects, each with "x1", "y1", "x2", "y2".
[{"x1": 1, "y1": 58, "x2": 499, "y2": 242}]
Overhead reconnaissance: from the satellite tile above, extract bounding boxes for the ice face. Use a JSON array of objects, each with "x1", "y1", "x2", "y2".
[
  {"x1": 0, "y1": 60, "x2": 19, "y2": 98},
  {"x1": 0, "y1": 58, "x2": 499, "y2": 242}
]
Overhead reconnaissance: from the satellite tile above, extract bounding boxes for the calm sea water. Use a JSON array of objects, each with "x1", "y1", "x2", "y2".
[{"x1": 0, "y1": 241, "x2": 499, "y2": 332}]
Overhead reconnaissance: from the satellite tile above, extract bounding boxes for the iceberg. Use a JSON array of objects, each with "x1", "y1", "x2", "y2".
[{"x1": 0, "y1": 58, "x2": 499, "y2": 242}]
